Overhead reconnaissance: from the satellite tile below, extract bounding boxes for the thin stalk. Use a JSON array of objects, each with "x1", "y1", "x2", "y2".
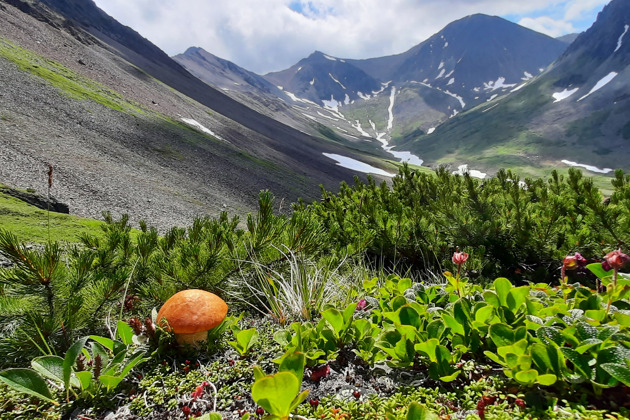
[{"x1": 118, "y1": 256, "x2": 140, "y2": 322}]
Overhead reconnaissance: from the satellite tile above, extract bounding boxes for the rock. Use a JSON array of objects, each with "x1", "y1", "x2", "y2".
[{"x1": 0, "y1": 186, "x2": 69, "y2": 214}]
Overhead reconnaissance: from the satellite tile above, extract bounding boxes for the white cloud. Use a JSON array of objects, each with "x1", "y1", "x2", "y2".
[
  {"x1": 565, "y1": 0, "x2": 609, "y2": 20},
  {"x1": 518, "y1": 16, "x2": 577, "y2": 37},
  {"x1": 92, "y1": 0, "x2": 609, "y2": 74}
]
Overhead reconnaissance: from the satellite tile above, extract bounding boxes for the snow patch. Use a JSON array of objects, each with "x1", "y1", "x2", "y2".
[
  {"x1": 484, "y1": 77, "x2": 517, "y2": 91},
  {"x1": 427, "y1": 127, "x2": 435, "y2": 135},
  {"x1": 578, "y1": 72, "x2": 618, "y2": 101},
  {"x1": 438, "y1": 61, "x2": 444, "y2": 70},
  {"x1": 310, "y1": 78, "x2": 315, "y2": 85},
  {"x1": 561, "y1": 160, "x2": 613, "y2": 174},
  {"x1": 444, "y1": 70, "x2": 454, "y2": 79},
  {"x1": 447, "y1": 78, "x2": 455, "y2": 85},
  {"x1": 553, "y1": 87, "x2": 579, "y2": 102},
  {"x1": 285, "y1": 91, "x2": 318, "y2": 105},
  {"x1": 297, "y1": 66, "x2": 302, "y2": 72},
  {"x1": 357, "y1": 91, "x2": 371, "y2": 100},
  {"x1": 344, "y1": 94, "x2": 350, "y2": 105},
  {"x1": 444, "y1": 41, "x2": 449, "y2": 48},
  {"x1": 615, "y1": 24, "x2": 629, "y2": 53},
  {"x1": 323, "y1": 54, "x2": 336, "y2": 61},
  {"x1": 323, "y1": 153, "x2": 394, "y2": 177},
  {"x1": 444, "y1": 90, "x2": 466, "y2": 108},
  {"x1": 180, "y1": 118, "x2": 223, "y2": 141},
  {"x1": 436, "y1": 68, "x2": 446, "y2": 79},
  {"x1": 352, "y1": 120, "x2": 371, "y2": 137},
  {"x1": 488, "y1": 94, "x2": 498, "y2": 101},
  {"x1": 522, "y1": 71, "x2": 533, "y2": 80},
  {"x1": 452, "y1": 164, "x2": 487, "y2": 179},
  {"x1": 482, "y1": 103, "x2": 500, "y2": 113},
  {"x1": 322, "y1": 96, "x2": 340, "y2": 112},
  {"x1": 387, "y1": 86, "x2": 396, "y2": 131},
  {"x1": 329, "y1": 73, "x2": 346, "y2": 89},
  {"x1": 316, "y1": 111, "x2": 339, "y2": 121},
  {"x1": 511, "y1": 83, "x2": 526, "y2": 92}
]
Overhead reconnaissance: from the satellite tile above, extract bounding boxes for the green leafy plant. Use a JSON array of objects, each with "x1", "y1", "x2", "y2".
[
  {"x1": 0, "y1": 321, "x2": 147, "y2": 404},
  {"x1": 228, "y1": 326, "x2": 259, "y2": 358},
  {"x1": 252, "y1": 351, "x2": 309, "y2": 420}
]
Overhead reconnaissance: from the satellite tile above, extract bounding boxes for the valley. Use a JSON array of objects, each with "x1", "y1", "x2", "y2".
[{"x1": 1, "y1": 1, "x2": 630, "y2": 420}]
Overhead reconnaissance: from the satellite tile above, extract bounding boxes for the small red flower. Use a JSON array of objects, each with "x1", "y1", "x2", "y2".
[
  {"x1": 352, "y1": 391, "x2": 361, "y2": 399},
  {"x1": 309, "y1": 399, "x2": 319, "y2": 408},
  {"x1": 191, "y1": 385, "x2": 204, "y2": 401},
  {"x1": 476, "y1": 396, "x2": 496, "y2": 420},
  {"x1": 228, "y1": 359, "x2": 235, "y2": 366},
  {"x1": 564, "y1": 252, "x2": 587, "y2": 270},
  {"x1": 182, "y1": 406, "x2": 191, "y2": 416},
  {"x1": 605, "y1": 249, "x2": 629, "y2": 270},
  {"x1": 452, "y1": 250, "x2": 469, "y2": 266},
  {"x1": 356, "y1": 299, "x2": 367, "y2": 311},
  {"x1": 515, "y1": 398, "x2": 526, "y2": 409},
  {"x1": 184, "y1": 366, "x2": 190, "y2": 373}
]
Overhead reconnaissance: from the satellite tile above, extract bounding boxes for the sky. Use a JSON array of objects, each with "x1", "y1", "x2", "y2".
[{"x1": 91, "y1": 0, "x2": 610, "y2": 75}]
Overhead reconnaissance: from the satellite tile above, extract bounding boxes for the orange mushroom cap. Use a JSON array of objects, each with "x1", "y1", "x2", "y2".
[{"x1": 157, "y1": 289, "x2": 228, "y2": 335}]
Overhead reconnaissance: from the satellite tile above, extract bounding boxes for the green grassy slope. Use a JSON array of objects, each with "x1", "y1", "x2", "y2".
[{"x1": 0, "y1": 185, "x2": 104, "y2": 243}]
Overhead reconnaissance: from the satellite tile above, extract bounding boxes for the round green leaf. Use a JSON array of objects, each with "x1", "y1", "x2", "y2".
[{"x1": 252, "y1": 371, "x2": 300, "y2": 417}]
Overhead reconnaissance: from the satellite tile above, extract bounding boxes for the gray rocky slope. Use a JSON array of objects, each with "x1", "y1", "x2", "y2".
[{"x1": 0, "y1": 0, "x2": 375, "y2": 230}]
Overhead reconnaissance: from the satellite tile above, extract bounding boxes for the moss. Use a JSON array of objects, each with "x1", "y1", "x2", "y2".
[{"x1": 0, "y1": 38, "x2": 144, "y2": 115}]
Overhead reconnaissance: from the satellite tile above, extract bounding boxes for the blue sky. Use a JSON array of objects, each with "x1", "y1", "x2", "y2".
[{"x1": 92, "y1": 0, "x2": 609, "y2": 74}]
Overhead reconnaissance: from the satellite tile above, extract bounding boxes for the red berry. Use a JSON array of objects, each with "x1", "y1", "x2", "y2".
[
  {"x1": 182, "y1": 406, "x2": 191, "y2": 416},
  {"x1": 353, "y1": 391, "x2": 361, "y2": 399},
  {"x1": 229, "y1": 359, "x2": 235, "y2": 366},
  {"x1": 515, "y1": 398, "x2": 526, "y2": 409},
  {"x1": 309, "y1": 399, "x2": 319, "y2": 408},
  {"x1": 256, "y1": 407, "x2": 265, "y2": 415},
  {"x1": 184, "y1": 366, "x2": 190, "y2": 373},
  {"x1": 185, "y1": 360, "x2": 191, "y2": 365}
]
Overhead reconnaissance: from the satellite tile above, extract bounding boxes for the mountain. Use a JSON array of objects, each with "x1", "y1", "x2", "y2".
[
  {"x1": 264, "y1": 51, "x2": 385, "y2": 107},
  {"x1": 260, "y1": 15, "x2": 566, "y2": 117},
  {"x1": 351, "y1": 14, "x2": 567, "y2": 103},
  {"x1": 557, "y1": 33, "x2": 580, "y2": 44},
  {"x1": 174, "y1": 14, "x2": 571, "y2": 173},
  {"x1": 0, "y1": 0, "x2": 389, "y2": 229},
  {"x1": 395, "y1": 0, "x2": 630, "y2": 177},
  {"x1": 171, "y1": 46, "x2": 319, "y2": 131},
  {"x1": 174, "y1": 47, "x2": 284, "y2": 97}
]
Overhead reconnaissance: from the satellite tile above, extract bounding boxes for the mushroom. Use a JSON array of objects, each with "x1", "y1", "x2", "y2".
[{"x1": 156, "y1": 289, "x2": 228, "y2": 346}]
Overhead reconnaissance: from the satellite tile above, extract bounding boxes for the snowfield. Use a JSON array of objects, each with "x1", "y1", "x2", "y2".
[
  {"x1": 578, "y1": 72, "x2": 618, "y2": 101},
  {"x1": 561, "y1": 160, "x2": 613, "y2": 174},
  {"x1": 323, "y1": 153, "x2": 393, "y2": 177},
  {"x1": 180, "y1": 118, "x2": 223, "y2": 141},
  {"x1": 552, "y1": 88, "x2": 579, "y2": 103}
]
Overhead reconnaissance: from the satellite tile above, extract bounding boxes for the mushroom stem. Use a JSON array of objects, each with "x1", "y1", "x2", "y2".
[{"x1": 175, "y1": 330, "x2": 208, "y2": 346}]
